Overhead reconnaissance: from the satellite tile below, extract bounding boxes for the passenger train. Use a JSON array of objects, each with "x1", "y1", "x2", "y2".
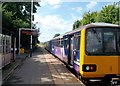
[
  {"x1": 45, "y1": 23, "x2": 120, "y2": 85},
  {"x1": 0, "y1": 33, "x2": 12, "y2": 69}
]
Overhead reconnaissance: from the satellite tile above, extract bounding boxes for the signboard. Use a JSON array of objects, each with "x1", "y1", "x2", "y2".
[{"x1": 21, "y1": 29, "x2": 38, "y2": 36}]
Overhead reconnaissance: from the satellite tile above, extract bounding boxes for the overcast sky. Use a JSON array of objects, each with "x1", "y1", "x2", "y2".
[{"x1": 33, "y1": 0, "x2": 118, "y2": 42}]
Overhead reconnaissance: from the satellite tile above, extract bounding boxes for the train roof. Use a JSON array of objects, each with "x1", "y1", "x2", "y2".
[
  {"x1": 86, "y1": 22, "x2": 119, "y2": 28},
  {"x1": 64, "y1": 22, "x2": 120, "y2": 36},
  {"x1": 52, "y1": 34, "x2": 64, "y2": 40},
  {"x1": 49, "y1": 23, "x2": 119, "y2": 41}
]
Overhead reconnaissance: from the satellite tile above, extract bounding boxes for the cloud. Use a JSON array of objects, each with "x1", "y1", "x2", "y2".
[
  {"x1": 70, "y1": 13, "x2": 82, "y2": 21},
  {"x1": 40, "y1": 0, "x2": 61, "y2": 6},
  {"x1": 70, "y1": 13, "x2": 76, "y2": 20},
  {"x1": 34, "y1": 14, "x2": 73, "y2": 42},
  {"x1": 47, "y1": 0, "x2": 61, "y2": 5},
  {"x1": 72, "y1": 6, "x2": 82, "y2": 12},
  {"x1": 53, "y1": 5, "x2": 61, "y2": 9},
  {"x1": 86, "y1": 1, "x2": 97, "y2": 10}
]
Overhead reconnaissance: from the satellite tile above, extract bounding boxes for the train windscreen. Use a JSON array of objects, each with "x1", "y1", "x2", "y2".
[{"x1": 86, "y1": 27, "x2": 120, "y2": 55}]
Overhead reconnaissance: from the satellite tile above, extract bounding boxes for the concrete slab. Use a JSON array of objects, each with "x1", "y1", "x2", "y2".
[{"x1": 2, "y1": 47, "x2": 85, "y2": 86}]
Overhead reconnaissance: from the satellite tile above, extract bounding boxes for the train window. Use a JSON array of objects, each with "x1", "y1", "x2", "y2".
[
  {"x1": 60, "y1": 39, "x2": 63, "y2": 47},
  {"x1": 86, "y1": 28, "x2": 119, "y2": 55},
  {"x1": 103, "y1": 31, "x2": 116, "y2": 53},
  {"x1": 0, "y1": 35, "x2": 1, "y2": 45},
  {"x1": 6, "y1": 46, "x2": 8, "y2": 53},
  {"x1": 86, "y1": 28, "x2": 103, "y2": 54},
  {"x1": 118, "y1": 31, "x2": 120, "y2": 52},
  {"x1": 56, "y1": 39, "x2": 58, "y2": 46},
  {"x1": 74, "y1": 35, "x2": 80, "y2": 50},
  {"x1": 58, "y1": 40, "x2": 60, "y2": 47},
  {"x1": 54, "y1": 40, "x2": 56, "y2": 46},
  {"x1": 64, "y1": 38, "x2": 68, "y2": 48},
  {"x1": 3, "y1": 40, "x2": 5, "y2": 53},
  {"x1": 58, "y1": 39, "x2": 61, "y2": 47}
]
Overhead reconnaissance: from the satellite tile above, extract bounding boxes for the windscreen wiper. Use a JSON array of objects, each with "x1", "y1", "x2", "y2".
[{"x1": 92, "y1": 28, "x2": 101, "y2": 43}]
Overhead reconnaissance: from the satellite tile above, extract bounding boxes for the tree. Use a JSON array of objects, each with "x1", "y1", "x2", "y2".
[
  {"x1": 72, "y1": 2, "x2": 119, "y2": 30},
  {"x1": 73, "y1": 20, "x2": 80, "y2": 30},
  {"x1": 2, "y1": 2, "x2": 40, "y2": 51},
  {"x1": 97, "y1": 3, "x2": 119, "y2": 24},
  {"x1": 54, "y1": 33, "x2": 60, "y2": 38}
]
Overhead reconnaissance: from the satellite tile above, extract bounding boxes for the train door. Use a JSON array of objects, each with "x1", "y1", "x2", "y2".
[
  {"x1": 63, "y1": 35, "x2": 70, "y2": 63},
  {"x1": 49, "y1": 41, "x2": 52, "y2": 52},
  {"x1": 73, "y1": 32, "x2": 80, "y2": 73},
  {"x1": 60, "y1": 38, "x2": 64, "y2": 60},
  {"x1": 51, "y1": 40, "x2": 55, "y2": 54},
  {"x1": 70, "y1": 35, "x2": 74, "y2": 66}
]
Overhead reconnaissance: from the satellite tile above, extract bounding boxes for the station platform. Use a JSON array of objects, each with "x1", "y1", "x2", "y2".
[{"x1": 2, "y1": 46, "x2": 84, "y2": 86}]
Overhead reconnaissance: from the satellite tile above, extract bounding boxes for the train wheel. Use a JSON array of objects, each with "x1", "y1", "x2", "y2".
[
  {"x1": 81, "y1": 78, "x2": 92, "y2": 86},
  {"x1": 85, "y1": 79, "x2": 91, "y2": 86}
]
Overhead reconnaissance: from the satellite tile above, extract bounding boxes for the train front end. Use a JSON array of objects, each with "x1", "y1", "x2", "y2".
[{"x1": 80, "y1": 24, "x2": 120, "y2": 81}]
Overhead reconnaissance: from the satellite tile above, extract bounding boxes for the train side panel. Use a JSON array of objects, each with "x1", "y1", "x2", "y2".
[
  {"x1": 0, "y1": 34, "x2": 12, "y2": 69},
  {"x1": 80, "y1": 29, "x2": 85, "y2": 76},
  {"x1": 118, "y1": 27, "x2": 120, "y2": 76},
  {"x1": 82, "y1": 55, "x2": 118, "y2": 78}
]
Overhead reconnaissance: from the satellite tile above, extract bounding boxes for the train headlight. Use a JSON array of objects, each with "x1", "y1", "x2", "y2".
[
  {"x1": 86, "y1": 66, "x2": 90, "y2": 71},
  {"x1": 82, "y1": 64, "x2": 96, "y2": 72}
]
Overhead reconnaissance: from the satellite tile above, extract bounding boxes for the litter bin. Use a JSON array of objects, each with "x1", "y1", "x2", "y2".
[{"x1": 20, "y1": 48, "x2": 24, "y2": 54}]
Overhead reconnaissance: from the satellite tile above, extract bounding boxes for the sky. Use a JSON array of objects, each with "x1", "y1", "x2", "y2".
[{"x1": 33, "y1": 0, "x2": 118, "y2": 42}]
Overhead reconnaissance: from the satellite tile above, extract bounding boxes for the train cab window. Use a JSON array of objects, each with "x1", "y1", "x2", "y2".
[
  {"x1": 86, "y1": 28, "x2": 102, "y2": 54},
  {"x1": 103, "y1": 31, "x2": 116, "y2": 53},
  {"x1": 86, "y1": 28, "x2": 119, "y2": 55}
]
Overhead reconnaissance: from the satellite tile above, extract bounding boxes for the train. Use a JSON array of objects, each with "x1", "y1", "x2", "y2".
[
  {"x1": 45, "y1": 23, "x2": 120, "y2": 85},
  {"x1": 0, "y1": 33, "x2": 12, "y2": 69}
]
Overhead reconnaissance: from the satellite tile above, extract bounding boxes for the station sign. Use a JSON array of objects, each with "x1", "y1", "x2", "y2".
[{"x1": 21, "y1": 29, "x2": 38, "y2": 36}]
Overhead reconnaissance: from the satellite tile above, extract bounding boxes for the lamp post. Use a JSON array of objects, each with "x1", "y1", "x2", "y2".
[
  {"x1": 18, "y1": 28, "x2": 21, "y2": 57},
  {"x1": 30, "y1": 0, "x2": 33, "y2": 57}
]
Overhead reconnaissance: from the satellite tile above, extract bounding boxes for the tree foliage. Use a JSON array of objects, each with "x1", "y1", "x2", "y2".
[
  {"x1": 53, "y1": 33, "x2": 60, "y2": 38},
  {"x1": 73, "y1": 20, "x2": 80, "y2": 30},
  {"x1": 2, "y1": 2, "x2": 40, "y2": 50},
  {"x1": 72, "y1": 3, "x2": 119, "y2": 30}
]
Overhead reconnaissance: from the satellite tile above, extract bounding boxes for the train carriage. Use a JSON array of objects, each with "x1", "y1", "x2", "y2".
[
  {"x1": 0, "y1": 34, "x2": 12, "y2": 69},
  {"x1": 46, "y1": 23, "x2": 120, "y2": 85},
  {"x1": 50, "y1": 35, "x2": 64, "y2": 61},
  {"x1": 80, "y1": 23, "x2": 120, "y2": 82}
]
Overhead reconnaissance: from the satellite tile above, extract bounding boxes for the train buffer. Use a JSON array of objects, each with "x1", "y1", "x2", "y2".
[{"x1": 2, "y1": 46, "x2": 85, "y2": 86}]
